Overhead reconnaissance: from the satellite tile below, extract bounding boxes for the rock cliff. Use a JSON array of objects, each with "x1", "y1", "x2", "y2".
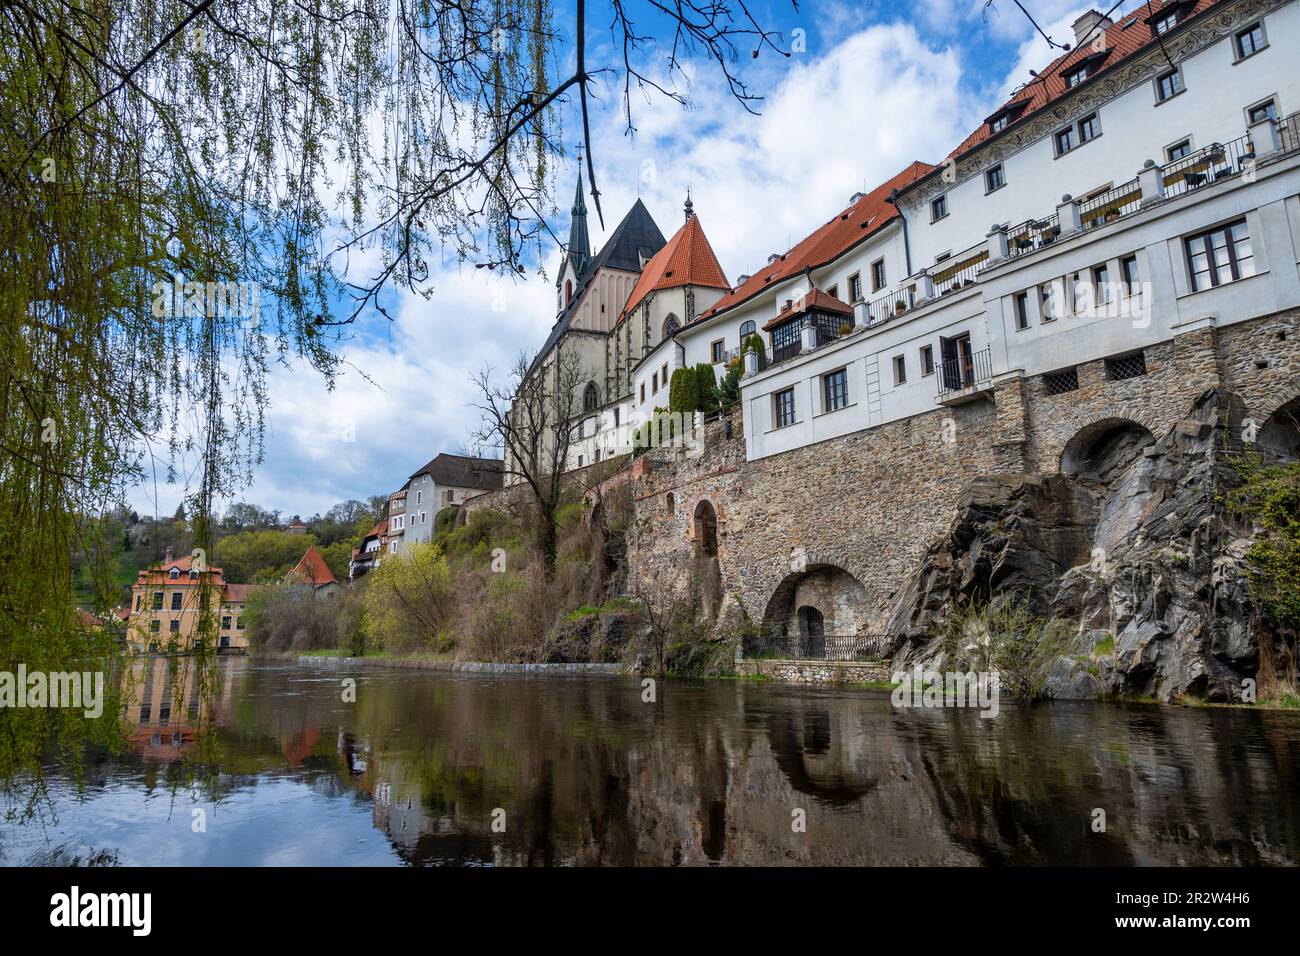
[{"x1": 885, "y1": 389, "x2": 1269, "y2": 702}]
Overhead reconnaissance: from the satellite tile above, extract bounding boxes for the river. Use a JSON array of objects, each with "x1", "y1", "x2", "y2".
[{"x1": 3, "y1": 657, "x2": 1298, "y2": 865}]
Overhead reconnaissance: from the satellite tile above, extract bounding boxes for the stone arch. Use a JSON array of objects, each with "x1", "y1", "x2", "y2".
[
  {"x1": 762, "y1": 562, "x2": 869, "y2": 637},
  {"x1": 693, "y1": 499, "x2": 718, "y2": 557},
  {"x1": 1060, "y1": 417, "x2": 1156, "y2": 481},
  {"x1": 662, "y1": 313, "x2": 680, "y2": 339},
  {"x1": 1256, "y1": 393, "x2": 1300, "y2": 460}
]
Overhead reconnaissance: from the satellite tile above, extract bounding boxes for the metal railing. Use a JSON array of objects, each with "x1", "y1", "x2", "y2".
[
  {"x1": 1279, "y1": 110, "x2": 1300, "y2": 154},
  {"x1": 1079, "y1": 177, "x2": 1142, "y2": 231},
  {"x1": 937, "y1": 346, "x2": 992, "y2": 397},
  {"x1": 1005, "y1": 214, "x2": 1060, "y2": 260},
  {"x1": 929, "y1": 244, "x2": 990, "y2": 296},
  {"x1": 1160, "y1": 133, "x2": 1255, "y2": 198},
  {"x1": 864, "y1": 286, "x2": 915, "y2": 326},
  {"x1": 742, "y1": 632, "x2": 894, "y2": 662}
]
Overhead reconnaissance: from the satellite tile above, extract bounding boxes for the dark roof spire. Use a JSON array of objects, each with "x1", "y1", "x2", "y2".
[
  {"x1": 568, "y1": 168, "x2": 591, "y2": 275},
  {"x1": 684, "y1": 188, "x2": 694, "y2": 223}
]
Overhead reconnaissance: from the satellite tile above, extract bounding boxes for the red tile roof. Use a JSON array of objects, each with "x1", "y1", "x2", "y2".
[
  {"x1": 224, "y1": 583, "x2": 262, "y2": 602},
  {"x1": 620, "y1": 213, "x2": 730, "y2": 322},
  {"x1": 695, "y1": 161, "x2": 934, "y2": 323},
  {"x1": 134, "y1": 554, "x2": 227, "y2": 586},
  {"x1": 942, "y1": 1, "x2": 1223, "y2": 164},
  {"x1": 288, "y1": 545, "x2": 338, "y2": 588},
  {"x1": 762, "y1": 288, "x2": 854, "y2": 331}
]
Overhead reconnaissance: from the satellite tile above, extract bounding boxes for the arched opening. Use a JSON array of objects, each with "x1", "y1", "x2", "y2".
[
  {"x1": 739, "y1": 319, "x2": 756, "y2": 339},
  {"x1": 760, "y1": 563, "x2": 869, "y2": 643},
  {"x1": 665, "y1": 492, "x2": 675, "y2": 514},
  {"x1": 693, "y1": 500, "x2": 718, "y2": 556},
  {"x1": 662, "y1": 313, "x2": 680, "y2": 340},
  {"x1": 1060, "y1": 419, "x2": 1155, "y2": 481},
  {"x1": 798, "y1": 605, "x2": 825, "y2": 636},
  {"x1": 1257, "y1": 395, "x2": 1300, "y2": 460},
  {"x1": 583, "y1": 381, "x2": 599, "y2": 412},
  {"x1": 565, "y1": 279, "x2": 572, "y2": 305}
]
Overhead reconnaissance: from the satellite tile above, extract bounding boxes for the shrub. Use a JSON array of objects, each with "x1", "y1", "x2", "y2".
[{"x1": 935, "y1": 600, "x2": 1068, "y2": 701}]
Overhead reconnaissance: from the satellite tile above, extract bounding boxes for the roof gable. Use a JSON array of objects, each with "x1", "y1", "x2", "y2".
[
  {"x1": 620, "y1": 214, "x2": 730, "y2": 321},
  {"x1": 410, "y1": 453, "x2": 504, "y2": 490},
  {"x1": 288, "y1": 546, "x2": 337, "y2": 588}
]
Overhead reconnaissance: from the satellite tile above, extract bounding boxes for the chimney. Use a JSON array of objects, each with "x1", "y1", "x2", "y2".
[
  {"x1": 164, "y1": 546, "x2": 174, "y2": 565},
  {"x1": 849, "y1": 191, "x2": 867, "y2": 205},
  {"x1": 1071, "y1": 10, "x2": 1112, "y2": 49}
]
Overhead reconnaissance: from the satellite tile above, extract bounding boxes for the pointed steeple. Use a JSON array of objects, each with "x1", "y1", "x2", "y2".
[{"x1": 567, "y1": 169, "x2": 591, "y2": 276}]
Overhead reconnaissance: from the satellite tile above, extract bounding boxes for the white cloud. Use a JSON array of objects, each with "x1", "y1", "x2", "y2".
[{"x1": 130, "y1": 10, "x2": 1051, "y2": 521}]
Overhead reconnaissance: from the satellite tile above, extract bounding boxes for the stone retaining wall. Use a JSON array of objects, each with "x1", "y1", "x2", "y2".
[{"x1": 735, "y1": 658, "x2": 891, "y2": 685}]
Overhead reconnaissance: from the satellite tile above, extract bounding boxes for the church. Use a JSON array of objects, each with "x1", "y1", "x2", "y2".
[{"x1": 520, "y1": 173, "x2": 732, "y2": 472}]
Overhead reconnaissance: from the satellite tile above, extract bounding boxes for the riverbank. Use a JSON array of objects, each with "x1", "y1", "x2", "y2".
[{"x1": 281, "y1": 650, "x2": 627, "y2": 675}]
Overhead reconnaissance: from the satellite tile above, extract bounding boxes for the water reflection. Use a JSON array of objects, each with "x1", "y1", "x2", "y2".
[{"x1": 2, "y1": 661, "x2": 1298, "y2": 866}]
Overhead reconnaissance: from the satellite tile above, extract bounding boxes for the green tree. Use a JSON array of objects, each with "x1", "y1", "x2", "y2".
[
  {"x1": 694, "y1": 363, "x2": 719, "y2": 413},
  {"x1": 742, "y1": 333, "x2": 768, "y2": 371},
  {"x1": 1225, "y1": 454, "x2": 1300, "y2": 629}
]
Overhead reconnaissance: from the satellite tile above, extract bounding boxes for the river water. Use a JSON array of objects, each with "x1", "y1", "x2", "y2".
[{"x1": 3, "y1": 657, "x2": 1298, "y2": 865}]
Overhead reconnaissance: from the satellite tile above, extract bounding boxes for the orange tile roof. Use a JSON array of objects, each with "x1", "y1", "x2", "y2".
[
  {"x1": 134, "y1": 554, "x2": 227, "y2": 586},
  {"x1": 224, "y1": 583, "x2": 262, "y2": 602},
  {"x1": 620, "y1": 214, "x2": 730, "y2": 322},
  {"x1": 762, "y1": 288, "x2": 854, "y2": 331},
  {"x1": 288, "y1": 545, "x2": 338, "y2": 588},
  {"x1": 695, "y1": 161, "x2": 934, "y2": 323},
  {"x1": 941, "y1": 1, "x2": 1223, "y2": 164}
]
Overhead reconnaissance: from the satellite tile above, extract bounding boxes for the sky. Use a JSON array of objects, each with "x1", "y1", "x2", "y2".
[{"x1": 131, "y1": 0, "x2": 1147, "y2": 522}]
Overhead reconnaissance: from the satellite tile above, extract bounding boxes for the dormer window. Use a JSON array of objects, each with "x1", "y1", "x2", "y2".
[
  {"x1": 1153, "y1": 10, "x2": 1178, "y2": 34},
  {"x1": 1065, "y1": 66, "x2": 1089, "y2": 88},
  {"x1": 990, "y1": 115, "x2": 1009, "y2": 134},
  {"x1": 168, "y1": 567, "x2": 180, "y2": 579}
]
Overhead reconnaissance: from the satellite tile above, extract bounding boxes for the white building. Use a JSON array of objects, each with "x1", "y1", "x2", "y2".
[{"x1": 663, "y1": 0, "x2": 1300, "y2": 462}]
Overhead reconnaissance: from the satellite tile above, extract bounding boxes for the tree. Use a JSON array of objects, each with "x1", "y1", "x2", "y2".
[
  {"x1": 718, "y1": 358, "x2": 743, "y2": 408},
  {"x1": 694, "y1": 363, "x2": 719, "y2": 413},
  {"x1": 471, "y1": 348, "x2": 585, "y2": 572},
  {"x1": 742, "y1": 334, "x2": 768, "y2": 371}
]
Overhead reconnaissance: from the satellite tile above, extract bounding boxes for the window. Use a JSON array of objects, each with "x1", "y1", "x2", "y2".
[
  {"x1": 1014, "y1": 292, "x2": 1031, "y2": 330},
  {"x1": 416, "y1": 490, "x2": 422, "y2": 504},
  {"x1": 1152, "y1": 10, "x2": 1179, "y2": 34},
  {"x1": 168, "y1": 567, "x2": 180, "y2": 579},
  {"x1": 826, "y1": 285, "x2": 838, "y2": 301},
  {"x1": 1055, "y1": 126, "x2": 1076, "y2": 154},
  {"x1": 152, "y1": 591, "x2": 163, "y2": 610},
  {"x1": 823, "y1": 369, "x2": 848, "y2": 412},
  {"x1": 421, "y1": 511, "x2": 428, "y2": 523},
  {"x1": 134, "y1": 594, "x2": 141, "y2": 611},
  {"x1": 848, "y1": 272, "x2": 862, "y2": 302},
  {"x1": 236, "y1": 618, "x2": 245, "y2": 630},
  {"x1": 711, "y1": 339, "x2": 725, "y2": 364},
  {"x1": 1041, "y1": 284, "x2": 1059, "y2": 322},
  {"x1": 1166, "y1": 139, "x2": 1192, "y2": 161},
  {"x1": 930, "y1": 195, "x2": 948, "y2": 222},
  {"x1": 1043, "y1": 369, "x2": 1080, "y2": 395},
  {"x1": 652, "y1": 372, "x2": 658, "y2": 393},
  {"x1": 221, "y1": 616, "x2": 231, "y2": 629},
  {"x1": 1247, "y1": 98, "x2": 1277, "y2": 124},
  {"x1": 774, "y1": 388, "x2": 796, "y2": 428},
  {"x1": 1186, "y1": 219, "x2": 1255, "y2": 291},
  {"x1": 169, "y1": 620, "x2": 180, "y2": 633},
  {"x1": 1235, "y1": 23, "x2": 1266, "y2": 59},
  {"x1": 1156, "y1": 69, "x2": 1183, "y2": 102},
  {"x1": 1093, "y1": 264, "x2": 1111, "y2": 306},
  {"x1": 920, "y1": 345, "x2": 934, "y2": 376},
  {"x1": 739, "y1": 319, "x2": 756, "y2": 339},
  {"x1": 1105, "y1": 351, "x2": 1148, "y2": 381},
  {"x1": 170, "y1": 592, "x2": 182, "y2": 611},
  {"x1": 892, "y1": 355, "x2": 907, "y2": 385},
  {"x1": 150, "y1": 619, "x2": 161, "y2": 633},
  {"x1": 985, "y1": 164, "x2": 1005, "y2": 192},
  {"x1": 583, "y1": 382, "x2": 599, "y2": 411},
  {"x1": 990, "y1": 114, "x2": 1009, "y2": 134},
  {"x1": 1078, "y1": 113, "x2": 1100, "y2": 143},
  {"x1": 871, "y1": 259, "x2": 886, "y2": 292},
  {"x1": 1121, "y1": 256, "x2": 1140, "y2": 296},
  {"x1": 640, "y1": 382, "x2": 646, "y2": 403},
  {"x1": 1065, "y1": 66, "x2": 1089, "y2": 88}
]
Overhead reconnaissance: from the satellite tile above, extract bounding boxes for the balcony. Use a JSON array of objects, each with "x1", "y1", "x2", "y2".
[{"x1": 936, "y1": 347, "x2": 993, "y2": 404}]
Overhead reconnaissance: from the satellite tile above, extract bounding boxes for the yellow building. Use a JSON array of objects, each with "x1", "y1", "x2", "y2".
[{"x1": 126, "y1": 549, "x2": 261, "y2": 653}]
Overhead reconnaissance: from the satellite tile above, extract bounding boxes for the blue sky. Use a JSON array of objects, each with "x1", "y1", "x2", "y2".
[{"x1": 132, "y1": 0, "x2": 1146, "y2": 522}]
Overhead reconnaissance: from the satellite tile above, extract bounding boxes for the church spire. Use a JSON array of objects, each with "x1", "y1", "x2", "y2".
[{"x1": 567, "y1": 167, "x2": 591, "y2": 275}]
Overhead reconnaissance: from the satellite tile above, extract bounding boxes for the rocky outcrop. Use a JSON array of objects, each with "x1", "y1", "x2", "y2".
[{"x1": 886, "y1": 389, "x2": 1266, "y2": 702}]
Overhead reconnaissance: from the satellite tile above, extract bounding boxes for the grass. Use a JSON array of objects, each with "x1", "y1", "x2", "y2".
[{"x1": 1092, "y1": 635, "x2": 1115, "y2": 657}]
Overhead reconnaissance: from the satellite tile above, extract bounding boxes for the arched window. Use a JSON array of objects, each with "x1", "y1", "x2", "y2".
[
  {"x1": 739, "y1": 320, "x2": 756, "y2": 339},
  {"x1": 693, "y1": 500, "x2": 718, "y2": 557},
  {"x1": 565, "y1": 279, "x2": 573, "y2": 305},
  {"x1": 583, "y1": 382, "x2": 599, "y2": 412},
  {"x1": 662, "y1": 313, "x2": 680, "y2": 339}
]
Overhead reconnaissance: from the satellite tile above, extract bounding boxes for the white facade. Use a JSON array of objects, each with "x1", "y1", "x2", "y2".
[{"x1": 666, "y1": 0, "x2": 1300, "y2": 462}]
